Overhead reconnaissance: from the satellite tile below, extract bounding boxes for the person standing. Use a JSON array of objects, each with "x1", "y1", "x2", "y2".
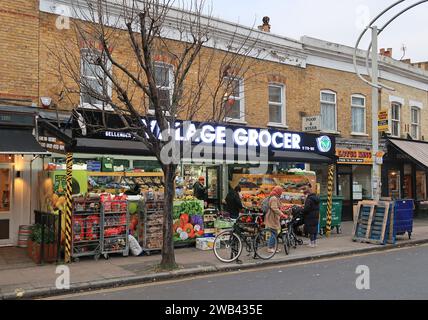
[
  {"x1": 193, "y1": 176, "x2": 207, "y2": 201},
  {"x1": 224, "y1": 185, "x2": 244, "y2": 219},
  {"x1": 302, "y1": 184, "x2": 320, "y2": 248},
  {"x1": 264, "y1": 186, "x2": 287, "y2": 253}
]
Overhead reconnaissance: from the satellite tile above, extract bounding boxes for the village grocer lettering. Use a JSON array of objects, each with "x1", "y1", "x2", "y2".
[{"x1": 105, "y1": 121, "x2": 304, "y2": 150}]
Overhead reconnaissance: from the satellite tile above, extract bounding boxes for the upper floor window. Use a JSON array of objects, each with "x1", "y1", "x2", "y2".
[
  {"x1": 80, "y1": 49, "x2": 111, "y2": 108},
  {"x1": 224, "y1": 77, "x2": 245, "y2": 121},
  {"x1": 391, "y1": 102, "x2": 401, "y2": 137},
  {"x1": 151, "y1": 63, "x2": 174, "y2": 112},
  {"x1": 268, "y1": 84, "x2": 286, "y2": 125},
  {"x1": 320, "y1": 90, "x2": 336, "y2": 131},
  {"x1": 351, "y1": 95, "x2": 366, "y2": 134},
  {"x1": 411, "y1": 106, "x2": 421, "y2": 140}
]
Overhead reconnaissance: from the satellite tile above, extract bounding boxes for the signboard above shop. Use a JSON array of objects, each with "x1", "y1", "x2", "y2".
[
  {"x1": 378, "y1": 110, "x2": 389, "y2": 132},
  {"x1": 71, "y1": 109, "x2": 336, "y2": 158},
  {"x1": 302, "y1": 116, "x2": 321, "y2": 132},
  {"x1": 336, "y1": 148, "x2": 373, "y2": 165}
]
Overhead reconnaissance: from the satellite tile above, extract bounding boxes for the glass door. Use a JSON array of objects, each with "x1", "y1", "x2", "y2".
[
  {"x1": 0, "y1": 165, "x2": 12, "y2": 245},
  {"x1": 337, "y1": 172, "x2": 353, "y2": 221},
  {"x1": 206, "y1": 166, "x2": 221, "y2": 209}
]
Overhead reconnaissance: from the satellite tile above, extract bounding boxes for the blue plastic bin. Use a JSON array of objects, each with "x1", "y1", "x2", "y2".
[{"x1": 394, "y1": 200, "x2": 414, "y2": 239}]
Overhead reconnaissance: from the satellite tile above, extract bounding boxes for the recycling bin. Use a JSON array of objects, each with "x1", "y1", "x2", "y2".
[{"x1": 319, "y1": 196, "x2": 344, "y2": 234}]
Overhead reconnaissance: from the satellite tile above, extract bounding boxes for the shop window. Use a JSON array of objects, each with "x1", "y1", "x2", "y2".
[
  {"x1": 133, "y1": 160, "x2": 162, "y2": 172},
  {"x1": 224, "y1": 77, "x2": 245, "y2": 122},
  {"x1": 352, "y1": 166, "x2": 372, "y2": 200},
  {"x1": 268, "y1": 84, "x2": 286, "y2": 125},
  {"x1": 411, "y1": 106, "x2": 421, "y2": 140},
  {"x1": 351, "y1": 95, "x2": 366, "y2": 134},
  {"x1": 0, "y1": 168, "x2": 11, "y2": 212},
  {"x1": 80, "y1": 49, "x2": 112, "y2": 108},
  {"x1": 150, "y1": 63, "x2": 174, "y2": 112},
  {"x1": 388, "y1": 169, "x2": 401, "y2": 199},
  {"x1": 390, "y1": 102, "x2": 401, "y2": 137},
  {"x1": 320, "y1": 90, "x2": 336, "y2": 131},
  {"x1": 416, "y1": 171, "x2": 426, "y2": 201}
]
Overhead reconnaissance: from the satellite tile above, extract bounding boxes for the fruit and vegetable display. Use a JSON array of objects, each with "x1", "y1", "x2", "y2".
[{"x1": 172, "y1": 199, "x2": 204, "y2": 243}]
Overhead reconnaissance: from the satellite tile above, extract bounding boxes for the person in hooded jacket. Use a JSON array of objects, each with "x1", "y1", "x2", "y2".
[
  {"x1": 302, "y1": 184, "x2": 320, "y2": 247},
  {"x1": 265, "y1": 186, "x2": 288, "y2": 253}
]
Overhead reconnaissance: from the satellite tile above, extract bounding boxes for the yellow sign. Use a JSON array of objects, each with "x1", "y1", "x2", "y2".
[
  {"x1": 378, "y1": 110, "x2": 389, "y2": 132},
  {"x1": 336, "y1": 149, "x2": 373, "y2": 165}
]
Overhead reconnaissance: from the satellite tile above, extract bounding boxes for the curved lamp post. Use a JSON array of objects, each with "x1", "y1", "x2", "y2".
[{"x1": 352, "y1": 0, "x2": 428, "y2": 201}]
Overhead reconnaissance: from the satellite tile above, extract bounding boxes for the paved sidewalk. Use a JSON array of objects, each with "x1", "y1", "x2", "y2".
[{"x1": 1, "y1": 220, "x2": 428, "y2": 300}]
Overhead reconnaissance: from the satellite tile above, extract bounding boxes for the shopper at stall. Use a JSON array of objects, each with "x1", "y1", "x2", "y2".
[
  {"x1": 265, "y1": 186, "x2": 287, "y2": 253},
  {"x1": 302, "y1": 184, "x2": 320, "y2": 248},
  {"x1": 224, "y1": 185, "x2": 244, "y2": 219},
  {"x1": 193, "y1": 176, "x2": 207, "y2": 201}
]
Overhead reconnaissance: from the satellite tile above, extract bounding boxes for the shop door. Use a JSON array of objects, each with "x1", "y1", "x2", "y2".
[
  {"x1": 206, "y1": 166, "x2": 221, "y2": 209},
  {"x1": 0, "y1": 165, "x2": 12, "y2": 245},
  {"x1": 337, "y1": 172, "x2": 353, "y2": 221}
]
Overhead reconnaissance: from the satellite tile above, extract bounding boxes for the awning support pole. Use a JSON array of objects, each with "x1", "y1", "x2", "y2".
[
  {"x1": 64, "y1": 152, "x2": 73, "y2": 263},
  {"x1": 326, "y1": 164, "x2": 335, "y2": 237}
]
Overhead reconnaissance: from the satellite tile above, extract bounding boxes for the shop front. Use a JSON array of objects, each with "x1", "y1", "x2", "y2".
[
  {"x1": 382, "y1": 139, "x2": 428, "y2": 216},
  {"x1": 335, "y1": 147, "x2": 374, "y2": 221},
  {"x1": 0, "y1": 107, "x2": 50, "y2": 246}
]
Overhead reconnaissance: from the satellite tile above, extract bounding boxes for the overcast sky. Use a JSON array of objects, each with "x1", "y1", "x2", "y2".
[{"x1": 200, "y1": 0, "x2": 428, "y2": 62}]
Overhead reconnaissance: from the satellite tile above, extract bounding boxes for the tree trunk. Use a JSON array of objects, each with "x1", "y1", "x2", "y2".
[{"x1": 160, "y1": 163, "x2": 178, "y2": 269}]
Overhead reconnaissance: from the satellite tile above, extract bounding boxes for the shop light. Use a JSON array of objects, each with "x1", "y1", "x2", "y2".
[
  {"x1": 21, "y1": 154, "x2": 24, "y2": 160},
  {"x1": 8, "y1": 155, "x2": 12, "y2": 160}
]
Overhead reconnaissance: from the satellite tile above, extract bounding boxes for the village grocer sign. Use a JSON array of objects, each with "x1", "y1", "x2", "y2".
[{"x1": 102, "y1": 120, "x2": 335, "y2": 156}]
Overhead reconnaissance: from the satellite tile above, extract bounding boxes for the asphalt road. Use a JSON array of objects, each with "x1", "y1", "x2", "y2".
[{"x1": 50, "y1": 244, "x2": 428, "y2": 300}]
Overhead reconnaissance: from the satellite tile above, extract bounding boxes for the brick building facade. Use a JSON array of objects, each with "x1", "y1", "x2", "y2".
[{"x1": 2, "y1": 0, "x2": 428, "y2": 243}]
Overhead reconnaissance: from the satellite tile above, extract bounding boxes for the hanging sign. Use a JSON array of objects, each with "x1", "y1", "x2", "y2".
[
  {"x1": 336, "y1": 149, "x2": 373, "y2": 165},
  {"x1": 378, "y1": 110, "x2": 389, "y2": 132}
]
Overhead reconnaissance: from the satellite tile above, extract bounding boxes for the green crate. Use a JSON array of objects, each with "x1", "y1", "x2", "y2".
[{"x1": 319, "y1": 195, "x2": 343, "y2": 231}]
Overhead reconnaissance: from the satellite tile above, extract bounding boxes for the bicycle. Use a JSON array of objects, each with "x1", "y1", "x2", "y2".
[
  {"x1": 213, "y1": 212, "x2": 279, "y2": 263},
  {"x1": 279, "y1": 211, "x2": 304, "y2": 255}
]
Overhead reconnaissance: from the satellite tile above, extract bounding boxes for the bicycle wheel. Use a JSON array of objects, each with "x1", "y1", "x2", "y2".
[
  {"x1": 290, "y1": 233, "x2": 297, "y2": 249},
  {"x1": 213, "y1": 230, "x2": 242, "y2": 263},
  {"x1": 254, "y1": 229, "x2": 278, "y2": 260},
  {"x1": 282, "y1": 233, "x2": 290, "y2": 255}
]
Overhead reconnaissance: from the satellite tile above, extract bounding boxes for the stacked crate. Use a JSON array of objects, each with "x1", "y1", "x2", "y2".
[{"x1": 142, "y1": 200, "x2": 164, "y2": 253}]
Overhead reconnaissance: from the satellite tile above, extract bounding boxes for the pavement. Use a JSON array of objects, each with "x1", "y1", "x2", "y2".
[
  {"x1": 52, "y1": 244, "x2": 428, "y2": 300},
  {"x1": 2, "y1": 219, "x2": 428, "y2": 300}
]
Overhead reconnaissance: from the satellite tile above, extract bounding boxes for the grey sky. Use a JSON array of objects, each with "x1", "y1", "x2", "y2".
[{"x1": 203, "y1": 0, "x2": 428, "y2": 62}]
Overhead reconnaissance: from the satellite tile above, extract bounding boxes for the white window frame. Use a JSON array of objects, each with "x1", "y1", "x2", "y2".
[
  {"x1": 410, "y1": 106, "x2": 421, "y2": 140},
  {"x1": 320, "y1": 90, "x2": 337, "y2": 132},
  {"x1": 390, "y1": 102, "x2": 401, "y2": 138},
  {"x1": 351, "y1": 94, "x2": 367, "y2": 135},
  {"x1": 224, "y1": 77, "x2": 246, "y2": 123},
  {"x1": 149, "y1": 62, "x2": 174, "y2": 115},
  {"x1": 80, "y1": 48, "x2": 112, "y2": 110},
  {"x1": 267, "y1": 83, "x2": 287, "y2": 127}
]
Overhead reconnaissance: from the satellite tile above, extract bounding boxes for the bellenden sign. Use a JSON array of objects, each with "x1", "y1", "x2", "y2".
[{"x1": 72, "y1": 111, "x2": 335, "y2": 157}]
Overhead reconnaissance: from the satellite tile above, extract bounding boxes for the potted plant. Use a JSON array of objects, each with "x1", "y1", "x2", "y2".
[{"x1": 27, "y1": 224, "x2": 57, "y2": 264}]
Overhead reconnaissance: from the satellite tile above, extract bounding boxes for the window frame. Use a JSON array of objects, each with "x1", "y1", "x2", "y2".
[
  {"x1": 149, "y1": 62, "x2": 175, "y2": 114},
  {"x1": 350, "y1": 94, "x2": 367, "y2": 135},
  {"x1": 390, "y1": 102, "x2": 401, "y2": 138},
  {"x1": 223, "y1": 76, "x2": 246, "y2": 123},
  {"x1": 320, "y1": 90, "x2": 337, "y2": 132},
  {"x1": 267, "y1": 83, "x2": 286, "y2": 127},
  {"x1": 410, "y1": 106, "x2": 421, "y2": 140},
  {"x1": 80, "y1": 48, "x2": 112, "y2": 110}
]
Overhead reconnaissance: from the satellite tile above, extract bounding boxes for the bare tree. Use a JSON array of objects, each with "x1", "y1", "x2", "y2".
[{"x1": 47, "y1": 0, "x2": 267, "y2": 269}]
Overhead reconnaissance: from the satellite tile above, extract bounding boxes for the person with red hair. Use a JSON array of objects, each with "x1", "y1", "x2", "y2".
[{"x1": 265, "y1": 186, "x2": 287, "y2": 253}]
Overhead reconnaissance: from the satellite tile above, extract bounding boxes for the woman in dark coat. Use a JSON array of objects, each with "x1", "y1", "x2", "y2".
[
  {"x1": 302, "y1": 184, "x2": 320, "y2": 247},
  {"x1": 224, "y1": 185, "x2": 244, "y2": 219}
]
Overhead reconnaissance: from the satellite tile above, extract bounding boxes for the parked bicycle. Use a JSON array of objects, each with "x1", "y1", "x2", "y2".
[
  {"x1": 213, "y1": 212, "x2": 278, "y2": 263},
  {"x1": 279, "y1": 206, "x2": 304, "y2": 255}
]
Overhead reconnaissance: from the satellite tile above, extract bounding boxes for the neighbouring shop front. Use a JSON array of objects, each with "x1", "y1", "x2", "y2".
[
  {"x1": 35, "y1": 108, "x2": 336, "y2": 260},
  {"x1": 335, "y1": 146, "x2": 374, "y2": 221},
  {"x1": 382, "y1": 138, "x2": 428, "y2": 216},
  {"x1": 0, "y1": 106, "x2": 50, "y2": 246}
]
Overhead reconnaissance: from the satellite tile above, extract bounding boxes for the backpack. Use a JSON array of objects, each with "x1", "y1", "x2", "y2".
[{"x1": 261, "y1": 196, "x2": 272, "y2": 215}]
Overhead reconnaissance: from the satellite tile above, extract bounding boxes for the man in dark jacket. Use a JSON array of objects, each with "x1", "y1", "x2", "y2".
[
  {"x1": 193, "y1": 176, "x2": 207, "y2": 201},
  {"x1": 302, "y1": 184, "x2": 320, "y2": 247},
  {"x1": 224, "y1": 185, "x2": 244, "y2": 219}
]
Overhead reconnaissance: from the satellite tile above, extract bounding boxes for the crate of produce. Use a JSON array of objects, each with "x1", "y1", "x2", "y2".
[{"x1": 196, "y1": 237, "x2": 219, "y2": 251}]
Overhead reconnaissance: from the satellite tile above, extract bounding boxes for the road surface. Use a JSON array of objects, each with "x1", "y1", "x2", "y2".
[{"x1": 46, "y1": 244, "x2": 428, "y2": 300}]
